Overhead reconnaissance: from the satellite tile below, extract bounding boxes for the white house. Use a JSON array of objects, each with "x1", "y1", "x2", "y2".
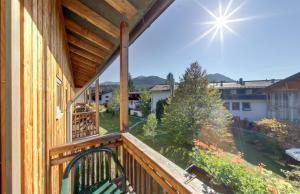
[
  {"x1": 150, "y1": 85, "x2": 177, "y2": 112},
  {"x1": 128, "y1": 91, "x2": 143, "y2": 110},
  {"x1": 211, "y1": 79, "x2": 278, "y2": 121},
  {"x1": 100, "y1": 92, "x2": 112, "y2": 105},
  {"x1": 150, "y1": 79, "x2": 278, "y2": 122}
]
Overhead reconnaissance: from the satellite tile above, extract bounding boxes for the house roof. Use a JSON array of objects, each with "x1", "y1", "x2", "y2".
[
  {"x1": 61, "y1": 0, "x2": 174, "y2": 87},
  {"x1": 265, "y1": 72, "x2": 300, "y2": 90},
  {"x1": 210, "y1": 80, "x2": 279, "y2": 89},
  {"x1": 150, "y1": 80, "x2": 277, "y2": 92},
  {"x1": 150, "y1": 84, "x2": 178, "y2": 92}
]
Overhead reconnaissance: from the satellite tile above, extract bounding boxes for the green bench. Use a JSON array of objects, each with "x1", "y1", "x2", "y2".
[{"x1": 61, "y1": 147, "x2": 126, "y2": 194}]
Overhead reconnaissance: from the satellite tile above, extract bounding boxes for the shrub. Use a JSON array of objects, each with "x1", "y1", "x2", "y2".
[
  {"x1": 191, "y1": 140, "x2": 297, "y2": 194},
  {"x1": 143, "y1": 113, "x2": 157, "y2": 137},
  {"x1": 282, "y1": 165, "x2": 300, "y2": 190},
  {"x1": 156, "y1": 99, "x2": 167, "y2": 121},
  {"x1": 140, "y1": 91, "x2": 151, "y2": 118},
  {"x1": 255, "y1": 118, "x2": 299, "y2": 147}
]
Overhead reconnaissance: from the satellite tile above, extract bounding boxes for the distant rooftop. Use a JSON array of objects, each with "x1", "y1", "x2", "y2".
[
  {"x1": 210, "y1": 79, "x2": 280, "y2": 89},
  {"x1": 150, "y1": 84, "x2": 178, "y2": 92}
]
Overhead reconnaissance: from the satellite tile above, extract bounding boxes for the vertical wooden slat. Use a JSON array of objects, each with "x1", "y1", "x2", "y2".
[
  {"x1": 23, "y1": 0, "x2": 33, "y2": 193},
  {"x1": 147, "y1": 173, "x2": 152, "y2": 194},
  {"x1": 141, "y1": 168, "x2": 145, "y2": 194},
  {"x1": 154, "y1": 181, "x2": 159, "y2": 194},
  {"x1": 119, "y1": 21, "x2": 128, "y2": 132},
  {"x1": 95, "y1": 79, "x2": 99, "y2": 134},
  {"x1": 114, "y1": 146, "x2": 119, "y2": 178},
  {"x1": 58, "y1": 153, "x2": 64, "y2": 192},
  {"x1": 136, "y1": 163, "x2": 140, "y2": 194}
]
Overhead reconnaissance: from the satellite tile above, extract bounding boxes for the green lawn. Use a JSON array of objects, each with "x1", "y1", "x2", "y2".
[
  {"x1": 130, "y1": 124, "x2": 288, "y2": 176},
  {"x1": 99, "y1": 110, "x2": 143, "y2": 135},
  {"x1": 130, "y1": 123, "x2": 191, "y2": 168}
]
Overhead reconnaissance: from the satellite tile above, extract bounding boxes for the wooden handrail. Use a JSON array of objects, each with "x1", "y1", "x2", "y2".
[
  {"x1": 121, "y1": 133, "x2": 214, "y2": 194},
  {"x1": 48, "y1": 132, "x2": 214, "y2": 194},
  {"x1": 50, "y1": 132, "x2": 121, "y2": 157}
]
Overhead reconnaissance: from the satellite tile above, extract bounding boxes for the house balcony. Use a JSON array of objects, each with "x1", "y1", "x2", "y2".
[{"x1": 49, "y1": 132, "x2": 214, "y2": 194}]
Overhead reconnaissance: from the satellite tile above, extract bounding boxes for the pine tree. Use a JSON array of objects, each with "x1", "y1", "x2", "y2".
[
  {"x1": 128, "y1": 73, "x2": 135, "y2": 92},
  {"x1": 162, "y1": 62, "x2": 232, "y2": 146}
]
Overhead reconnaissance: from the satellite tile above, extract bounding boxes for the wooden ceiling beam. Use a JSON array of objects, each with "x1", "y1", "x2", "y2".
[
  {"x1": 67, "y1": 34, "x2": 107, "y2": 58},
  {"x1": 75, "y1": 77, "x2": 90, "y2": 84},
  {"x1": 72, "y1": 65, "x2": 95, "y2": 75},
  {"x1": 69, "y1": 45, "x2": 104, "y2": 63},
  {"x1": 71, "y1": 59, "x2": 97, "y2": 71},
  {"x1": 70, "y1": 53, "x2": 98, "y2": 67},
  {"x1": 73, "y1": 71, "x2": 93, "y2": 80},
  {"x1": 62, "y1": 0, "x2": 119, "y2": 38},
  {"x1": 65, "y1": 18, "x2": 113, "y2": 51},
  {"x1": 105, "y1": 0, "x2": 137, "y2": 20}
]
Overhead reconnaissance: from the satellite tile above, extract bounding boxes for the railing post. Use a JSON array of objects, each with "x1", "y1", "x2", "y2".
[
  {"x1": 95, "y1": 79, "x2": 100, "y2": 133},
  {"x1": 120, "y1": 21, "x2": 129, "y2": 132}
]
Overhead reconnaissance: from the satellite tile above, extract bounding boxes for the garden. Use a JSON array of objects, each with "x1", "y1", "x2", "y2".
[{"x1": 101, "y1": 63, "x2": 300, "y2": 193}]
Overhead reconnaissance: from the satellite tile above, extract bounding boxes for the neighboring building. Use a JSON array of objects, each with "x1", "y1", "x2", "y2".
[
  {"x1": 150, "y1": 85, "x2": 177, "y2": 112},
  {"x1": 150, "y1": 79, "x2": 278, "y2": 121},
  {"x1": 128, "y1": 92, "x2": 142, "y2": 110},
  {"x1": 212, "y1": 79, "x2": 277, "y2": 121},
  {"x1": 100, "y1": 92, "x2": 113, "y2": 105},
  {"x1": 265, "y1": 72, "x2": 300, "y2": 125}
]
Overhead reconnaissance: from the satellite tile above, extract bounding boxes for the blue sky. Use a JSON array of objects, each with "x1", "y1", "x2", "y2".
[{"x1": 100, "y1": 0, "x2": 300, "y2": 83}]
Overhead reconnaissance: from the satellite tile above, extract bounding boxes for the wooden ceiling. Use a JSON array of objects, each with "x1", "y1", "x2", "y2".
[{"x1": 60, "y1": 0, "x2": 157, "y2": 87}]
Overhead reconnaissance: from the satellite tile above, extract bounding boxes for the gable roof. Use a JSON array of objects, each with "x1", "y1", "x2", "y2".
[
  {"x1": 150, "y1": 84, "x2": 178, "y2": 92},
  {"x1": 265, "y1": 72, "x2": 300, "y2": 90},
  {"x1": 210, "y1": 80, "x2": 279, "y2": 89}
]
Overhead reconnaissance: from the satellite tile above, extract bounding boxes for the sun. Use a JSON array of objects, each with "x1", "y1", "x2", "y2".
[
  {"x1": 215, "y1": 16, "x2": 228, "y2": 27},
  {"x1": 190, "y1": 0, "x2": 254, "y2": 47}
]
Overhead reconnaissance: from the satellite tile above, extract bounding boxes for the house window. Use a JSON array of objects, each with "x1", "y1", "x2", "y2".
[
  {"x1": 223, "y1": 89, "x2": 231, "y2": 95},
  {"x1": 56, "y1": 77, "x2": 63, "y2": 119},
  {"x1": 106, "y1": 95, "x2": 109, "y2": 98},
  {"x1": 246, "y1": 89, "x2": 252, "y2": 95},
  {"x1": 232, "y1": 102, "x2": 240, "y2": 110},
  {"x1": 224, "y1": 102, "x2": 230, "y2": 110},
  {"x1": 242, "y1": 102, "x2": 251, "y2": 111},
  {"x1": 230, "y1": 90, "x2": 237, "y2": 95}
]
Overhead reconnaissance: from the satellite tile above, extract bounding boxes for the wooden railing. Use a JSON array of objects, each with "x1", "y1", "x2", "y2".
[
  {"x1": 121, "y1": 133, "x2": 212, "y2": 194},
  {"x1": 72, "y1": 111, "x2": 97, "y2": 140},
  {"x1": 48, "y1": 133, "x2": 121, "y2": 194},
  {"x1": 48, "y1": 132, "x2": 214, "y2": 194}
]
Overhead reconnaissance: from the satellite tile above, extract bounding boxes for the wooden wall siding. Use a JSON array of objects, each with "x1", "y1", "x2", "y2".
[
  {"x1": 22, "y1": 0, "x2": 75, "y2": 193},
  {"x1": 0, "y1": 0, "x2": 6, "y2": 193}
]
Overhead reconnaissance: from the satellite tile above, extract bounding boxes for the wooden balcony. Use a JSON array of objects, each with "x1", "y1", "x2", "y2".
[
  {"x1": 72, "y1": 111, "x2": 97, "y2": 140},
  {"x1": 49, "y1": 133, "x2": 213, "y2": 194}
]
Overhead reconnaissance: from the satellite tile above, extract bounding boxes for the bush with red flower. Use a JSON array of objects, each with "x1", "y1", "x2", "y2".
[{"x1": 191, "y1": 139, "x2": 297, "y2": 194}]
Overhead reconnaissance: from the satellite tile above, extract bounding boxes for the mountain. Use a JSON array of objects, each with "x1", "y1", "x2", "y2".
[
  {"x1": 207, "y1": 73, "x2": 234, "y2": 82},
  {"x1": 101, "y1": 81, "x2": 119, "y2": 85},
  {"x1": 132, "y1": 76, "x2": 166, "y2": 88},
  {"x1": 100, "y1": 73, "x2": 233, "y2": 91}
]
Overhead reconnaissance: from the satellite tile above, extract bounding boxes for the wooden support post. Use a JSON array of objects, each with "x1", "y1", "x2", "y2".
[
  {"x1": 88, "y1": 88, "x2": 92, "y2": 105},
  {"x1": 95, "y1": 79, "x2": 100, "y2": 133},
  {"x1": 119, "y1": 21, "x2": 129, "y2": 132},
  {"x1": 84, "y1": 90, "x2": 87, "y2": 104}
]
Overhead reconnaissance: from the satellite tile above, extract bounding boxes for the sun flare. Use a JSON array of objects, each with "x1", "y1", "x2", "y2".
[{"x1": 190, "y1": 0, "x2": 254, "y2": 47}]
